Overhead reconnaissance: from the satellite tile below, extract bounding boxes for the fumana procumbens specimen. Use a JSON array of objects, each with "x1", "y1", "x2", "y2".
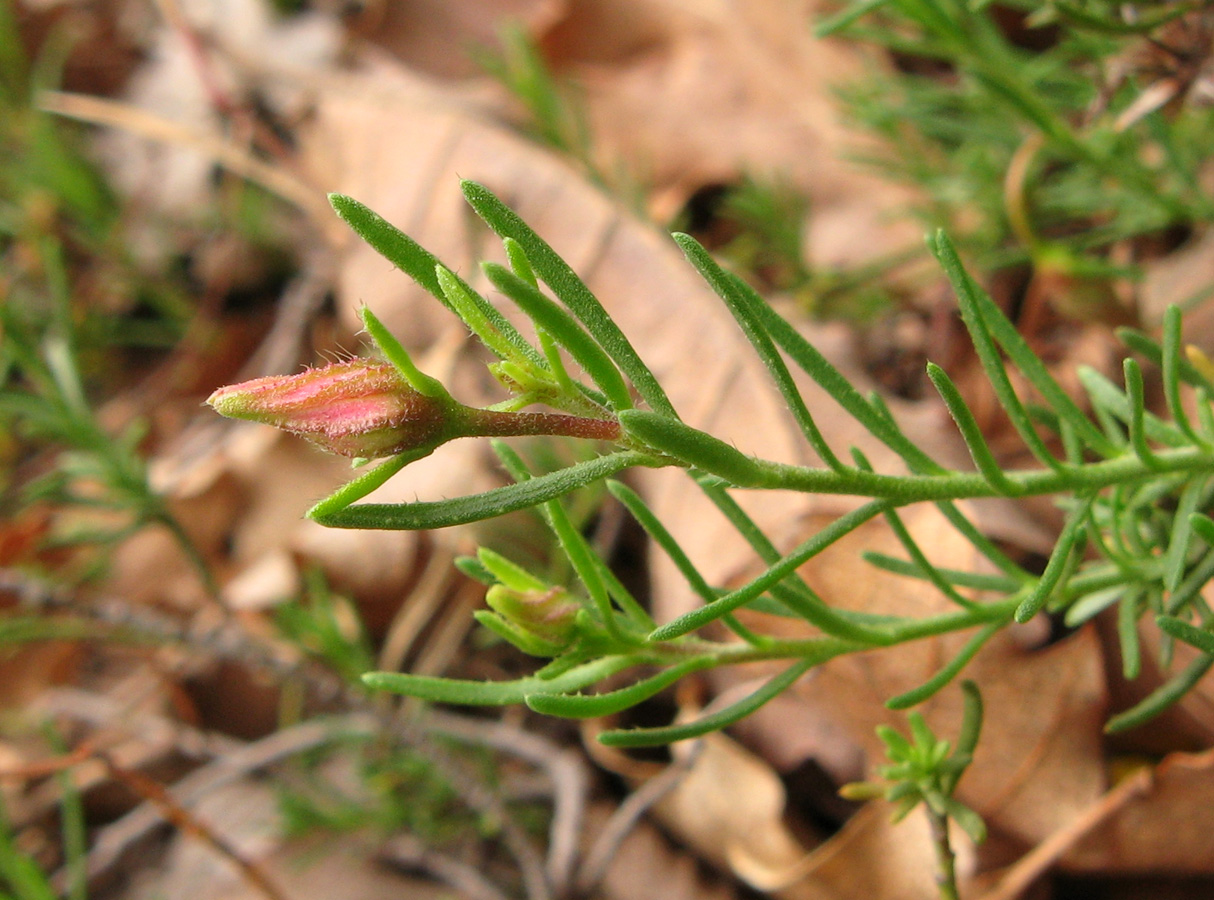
[{"x1": 207, "y1": 182, "x2": 1214, "y2": 755}]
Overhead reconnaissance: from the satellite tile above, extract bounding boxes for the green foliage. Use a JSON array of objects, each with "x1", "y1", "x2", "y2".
[
  {"x1": 0, "y1": 734, "x2": 86, "y2": 900},
  {"x1": 477, "y1": 23, "x2": 593, "y2": 168},
  {"x1": 278, "y1": 736, "x2": 477, "y2": 845},
  {"x1": 479, "y1": 27, "x2": 896, "y2": 319},
  {"x1": 0, "y1": 797, "x2": 60, "y2": 900},
  {"x1": 843, "y1": 681, "x2": 984, "y2": 900},
  {"x1": 275, "y1": 569, "x2": 376, "y2": 684},
  {"x1": 824, "y1": 0, "x2": 1214, "y2": 282},
  {"x1": 0, "y1": 0, "x2": 203, "y2": 584},
  {"x1": 699, "y1": 177, "x2": 902, "y2": 320},
  {"x1": 850, "y1": 681, "x2": 985, "y2": 842},
  {"x1": 277, "y1": 182, "x2": 1214, "y2": 749}
]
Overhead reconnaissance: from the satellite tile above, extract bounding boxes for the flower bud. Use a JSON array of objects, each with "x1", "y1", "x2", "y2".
[
  {"x1": 485, "y1": 584, "x2": 581, "y2": 647},
  {"x1": 206, "y1": 361, "x2": 452, "y2": 458}
]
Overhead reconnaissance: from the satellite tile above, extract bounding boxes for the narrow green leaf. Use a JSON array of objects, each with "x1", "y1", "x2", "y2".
[
  {"x1": 609, "y1": 479, "x2": 762, "y2": 642},
  {"x1": 1125, "y1": 359, "x2": 1163, "y2": 469},
  {"x1": 473, "y1": 610, "x2": 566, "y2": 657},
  {"x1": 525, "y1": 656, "x2": 718, "y2": 718},
  {"x1": 852, "y1": 446, "x2": 978, "y2": 609},
  {"x1": 1117, "y1": 587, "x2": 1142, "y2": 680},
  {"x1": 454, "y1": 555, "x2": 495, "y2": 585},
  {"x1": 1167, "y1": 545, "x2": 1214, "y2": 617},
  {"x1": 1015, "y1": 496, "x2": 1094, "y2": 622},
  {"x1": 546, "y1": 483, "x2": 619, "y2": 637},
  {"x1": 1118, "y1": 326, "x2": 1214, "y2": 394},
  {"x1": 649, "y1": 500, "x2": 888, "y2": 641},
  {"x1": 1106, "y1": 653, "x2": 1214, "y2": 732},
  {"x1": 1156, "y1": 615, "x2": 1214, "y2": 655},
  {"x1": 311, "y1": 451, "x2": 655, "y2": 529},
  {"x1": 360, "y1": 305, "x2": 449, "y2": 398},
  {"x1": 943, "y1": 797, "x2": 987, "y2": 844},
  {"x1": 477, "y1": 547, "x2": 548, "y2": 592},
  {"x1": 609, "y1": 480, "x2": 714, "y2": 599},
  {"x1": 1164, "y1": 477, "x2": 1207, "y2": 592},
  {"x1": 503, "y1": 236, "x2": 538, "y2": 286},
  {"x1": 1190, "y1": 513, "x2": 1214, "y2": 546},
  {"x1": 53, "y1": 731, "x2": 87, "y2": 900},
  {"x1": 597, "y1": 658, "x2": 814, "y2": 746},
  {"x1": 863, "y1": 552, "x2": 1021, "y2": 592},
  {"x1": 460, "y1": 180, "x2": 675, "y2": 415},
  {"x1": 1162, "y1": 306, "x2": 1199, "y2": 442},
  {"x1": 692, "y1": 474, "x2": 825, "y2": 608},
  {"x1": 955, "y1": 680, "x2": 984, "y2": 760},
  {"x1": 908, "y1": 712, "x2": 935, "y2": 751},
  {"x1": 729, "y1": 272, "x2": 947, "y2": 475},
  {"x1": 435, "y1": 265, "x2": 531, "y2": 365},
  {"x1": 619, "y1": 409, "x2": 764, "y2": 486},
  {"x1": 926, "y1": 362, "x2": 1020, "y2": 495},
  {"x1": 815, "y1": 0, "x2": 889, "y2": 35},
  {"x1": 329, "y1": 193, "x2": 544, "y2": 367},
  {"x1": 1198, "y1": 388, "x2": 1214, "y2": 440},
  {"x1": 931, "y1": 231, "x2": 1118, "y2": 458},
  {"x1": 482, "y1": 262, "x2": 633, "y2": 410},
  {"x1": 1064, "y1": 585, "x2": 1126, "y2": 627},
  {"x1": 362, "y1": 655, "x2": 638, "y2": 705},
  {"x1": 305, "y1": 450, "x2": 426, "y2": 522},
  {"x1": 0, "y1": 798, "x2": 55, "y2": 900},
  {"x1": 928, "y1": 236, "x2": 1069, "y2": 469},
  {"x1": 674, "y1": 234, "x2": 846, "y2": 472},
  {"x1": 877, "y1": 725, "x2": 913, "y2": 760},
  {"x1": 886, "y1": 623, "x2": 1001, "y2": 709}
]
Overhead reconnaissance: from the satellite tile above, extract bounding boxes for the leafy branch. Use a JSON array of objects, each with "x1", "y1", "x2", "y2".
[{"x1": 207, "y1": 181, "x2": 1214, "y2": 750}]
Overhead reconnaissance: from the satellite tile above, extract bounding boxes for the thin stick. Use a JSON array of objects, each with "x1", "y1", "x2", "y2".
[
  {"x1": 37, "y1": 91, "x2": 333, "y2": 230},
  {"x1": 977, "y1": 765, "x2": 1156, "y2": 900}
]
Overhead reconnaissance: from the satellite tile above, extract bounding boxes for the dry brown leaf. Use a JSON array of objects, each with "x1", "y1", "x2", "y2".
[
  {"x1": 1062, "y1": 749, "x2": 1214, "y2": 874},
  {"x1": 585, "y1": 801, "x2": 743, "y2": 900},
  {"x1": 121, "y1": 778, "x2": 447, "y2": 900},
  {"x1": 736, "y1": 507, "x2": 1108, "y2": 850},
  {"x1": 780, "y1": 801, "x2": 966, "y2": 900},
  {"x1": 534, "y1": 0, "x2": 919, "y2": 261},
  {"x1": 652, "y1": 730, "x2": 816, "y2": 889},
  {"x1": 355, "y1": 0, "x2": 564, "y2": 79}
]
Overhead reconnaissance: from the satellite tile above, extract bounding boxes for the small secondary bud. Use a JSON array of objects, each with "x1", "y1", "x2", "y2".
[
  {"x1": 206, "y1": 361, "x2": 451, "y2": 458},
  {"x1": 486, "y1": 584, "x2": 581, "y2": 646}
]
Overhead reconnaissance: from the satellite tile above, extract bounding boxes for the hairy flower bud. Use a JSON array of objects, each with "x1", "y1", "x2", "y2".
[{"x1": 206, "y1": 361, "x2": 452, "y2": 458}]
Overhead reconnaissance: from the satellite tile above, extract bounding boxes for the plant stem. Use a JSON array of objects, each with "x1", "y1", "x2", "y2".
[
  {"x1": 466, "y1": 408, "x2": 622, "y2": 442},
  {"x1": 927, "y1": 806, "x2": 960, "y2": 900},
  {"x1": 744, "y1": 445, "x2": 1214, "y2": 502},
  {"x1": 154, "y1": 511, "x2": 220, "y2": 599}
]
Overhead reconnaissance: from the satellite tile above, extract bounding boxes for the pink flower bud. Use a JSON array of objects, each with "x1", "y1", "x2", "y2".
[{"x1": 206, "y1": 361, "x2": 451, "y2": 458}]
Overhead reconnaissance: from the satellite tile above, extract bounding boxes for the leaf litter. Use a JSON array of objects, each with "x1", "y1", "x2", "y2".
[{"x1": 6, "y1": 0, "x2": 1214, "y2": 898}]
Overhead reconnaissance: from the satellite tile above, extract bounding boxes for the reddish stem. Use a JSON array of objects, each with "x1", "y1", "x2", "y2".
[{"x1": 468, "y1": 409, "x2": 622, "y2": 443}]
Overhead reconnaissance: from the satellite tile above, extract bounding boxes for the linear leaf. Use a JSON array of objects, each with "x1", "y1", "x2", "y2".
[
  {"x1": 329, "y1": 193, "x2": 543, "y2": 366},
  {"x1": 598, "y1": 658, "x2": 815, "y2": 746},
  {"x1": 460, "y1": 180, "x2": 675, "y2": 415},
  {"x1": 362, "y1": 655, "x2": 638, "y2": 705},
  {"x1": 886, "y1": 623, "x2": 1001, "y2": 709},
  {"x1": 311, "y1": 451, "x2": 656, "y2": 529},
  {"x1": 674, "y1": 234, "x2": 846, "y2": 471},
  {"x1": 526, "y1": 656, "x2": 718, "y2": 718},
  {"x1": 482, "y1": 262, "x2": 633, "y2": 410},
  {"x1": 931, "y1": 231, "x2": 1117, "y2": 458}
]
